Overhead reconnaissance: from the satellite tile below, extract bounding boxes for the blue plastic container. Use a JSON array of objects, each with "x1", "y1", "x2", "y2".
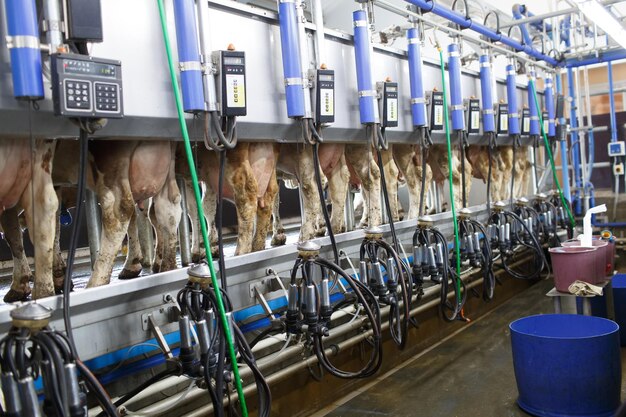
[
  {"x1": 612, "y1": 274, "x2": 626, "y2": 345},
  {"x1": 510, "y1": 314, "x2": 621, "y2": 417}
]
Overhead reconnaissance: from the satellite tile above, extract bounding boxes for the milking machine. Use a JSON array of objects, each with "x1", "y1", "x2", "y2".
[
  {"x1": 0, "y1": 303, "x2": 120, "y2": 417},
  {"x1": 352, "y1": 4, "x2": 413, "y2": 347},
  {"x1": 457, "y1": 209, "x2": 496, "y2": 301},
  {"x1": 285, "y1": 241, "x2": 383, "y2": 378}
]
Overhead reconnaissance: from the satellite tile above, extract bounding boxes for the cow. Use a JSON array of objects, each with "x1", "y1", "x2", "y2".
[
  {"x1": 0, "y1": 139, "x2": 58, "y2": 302},
  {"x1": 180, "y1": 142, "x2": 280, "y2": 258}
]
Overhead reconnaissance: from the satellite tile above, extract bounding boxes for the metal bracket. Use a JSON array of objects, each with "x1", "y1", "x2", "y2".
[{"x1": 248, "y1": 270, "x2": 289, "y2": 318}]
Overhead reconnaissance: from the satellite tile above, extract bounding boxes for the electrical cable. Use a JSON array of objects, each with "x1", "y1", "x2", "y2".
[{"x1": 156, "y1": 1, "x2": 248, "y2": 415}]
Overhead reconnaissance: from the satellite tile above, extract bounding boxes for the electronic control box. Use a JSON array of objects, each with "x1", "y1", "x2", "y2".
[
  {"x1": 213, "y1": 50, "x2": 246, "y2": 117},
  {"x1": 542, "y1": 111, "x2": 549, "y2": 136},
  {"x1": 51, "y1": 53, "x2": 123, "y2": 118},
  {"x1": 428, "y1": 91, "x2": 444, "y2": 131},
  {"x1": 378, "y1": 81, "x2": 398, "y2": 128},
  {"x1": 314, "y1": 69, "x2": 335, "y2": 124},
  {"x1": 521, "y1": 108, "x2": 530, "y2": 136},
  {"x1": 496, "y1": 103, "x2": 508, "y2": 135},
  {"x1": 608, "y1": 141, "x2": 626, "y2": 157},
  {"x1": 465, "y1": 98, "x2": 480, "y2": 134}
]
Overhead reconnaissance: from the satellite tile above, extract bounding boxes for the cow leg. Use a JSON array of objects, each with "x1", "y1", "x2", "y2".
[
  {"x1": 498, "y1": 146, "x2": 514, "y2": 201},
  {"x1": 151, "y1": 149, "x2": 182, "y2": 273},
  {"x1": 380, "y1": 147, "x2": 399, "y2": 222},
  {"x1": 253, "y1": 163, "x2": 279, "y2": 252},
  {"x1": 50, "y1": 188, "x2": 67, "y2": 291},
  {"x1": 1, "y1": 207, "x2": 32, "y2": 302},
  {"x1": 226, "y1": 145, "x2": 258, "y2": 255},
  {"x1": 295, "y1": 146, "x2": 320, "y2": 242},
  {"x1": 88, "y1": 178, "x2": 134, "y2": 288},
  {"x1": 119, "y1": 207, "x2": 143, "y2": 279},
  {"x1": 327, "y1": 153, "x2": 350, "y2": 233},
  {"x1": 21, "y1": 140, "x2": 58, "y2": 299},
  {"x1": 271, "y1": 190, "x2": 287, "y2": 246},
  {"x1": 346, "y1": 145, "x2": 381, "y2": 227},
  {"x1": 187, "y1": 180, "x2": 203, "y2": 262}
]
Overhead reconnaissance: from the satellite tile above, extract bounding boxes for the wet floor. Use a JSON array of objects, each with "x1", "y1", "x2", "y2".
[{"x1": 317, "y1": 278, "x2": 626, "y2": 417}]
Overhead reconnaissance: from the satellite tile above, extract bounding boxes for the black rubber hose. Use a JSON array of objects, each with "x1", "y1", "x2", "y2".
[
  {"x1": 63, "y1": 128, "x2": 88, "y2": 355},
  {"x1": 310, "y1": 126, "x2": 340, "y2": 264},
  {"x1": 376, "y1": 127, "x2": 400, "y2": 254},
  {"x1": 79, "y1": 358, "x2": 120, "y2": 417},
  {"x1": 108, "y1": 368, "x2": 177, "y2": 410}
]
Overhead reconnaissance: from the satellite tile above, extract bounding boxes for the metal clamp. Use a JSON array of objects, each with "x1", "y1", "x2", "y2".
[
  {"x1": 178, "y1": 61, "x2": 202, "y2": 72},
  {"x1": 358, "y1": 89, "x2": 377, "y2": 98},
  {"x1": 482, "y1": 109, "x2": 494, "y2": 114},
  {"x1": 450, "y1": 104, "x2": 464, "y2": 111},
  {"x1": 5, "y1": 35, "x2": 40, "y2": 50},
  {"x1": 508, "y1": 113, "x2": 519, "y2": 119},
  {"x1": 284, "y1": 77, "x2": 303, "y2": 86},
  {"x1": 353, "y1": 20, "x2": 367, "y2": 27},
  {"x1": 411, "y1": 97, "x2": 426, "y2": 104}
]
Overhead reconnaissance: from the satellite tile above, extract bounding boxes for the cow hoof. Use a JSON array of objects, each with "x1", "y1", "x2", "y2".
[
  {"x1": 140, "y1": 260, "x2": 152, "y2": 269},
  {"x1": 271, "y1": 233, "x2": 287, "y2": 247},
  {"x1": 3, "y1": 289, "x2": 30, "y2": 303},
  {"x1": 191, "y1": 253, "x2": 204, "y2": 264},
  {"x1": 119, "y1": 267, "x2": 142, "y2": 280},
  {"x1": 53, "y1": 267, "x2": 66, "y2": 280},
  {"x1": 315, "y1": 227, "x2": 327, "y2": 237}
]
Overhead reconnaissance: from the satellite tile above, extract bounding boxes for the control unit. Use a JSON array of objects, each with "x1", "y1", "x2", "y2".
[
  {"x1": 51, "y1": 53, "x2": 123, "y2": 118},
  {"x1": 213, "y1": 50, "x2": 247, "y2": 117},
  {"x1": 521, "y1": 108, "x2": 530, "y2": 136},
  {"x1": 465, "y1": 98, "x2": 480, "y2": 134},
  {"x1": 378, "y1": 81, "x2": 398, "y2": 128},
  {"x1": 496, "y1": 103, "x2": 508, "y2": 135},
  {"x1": 428, "y1": 91, "x2": 444, "y2": 131},
  {"x1": 608, "y1": 141, "x2": 626, "y2": 157},
  {"x1": 314, "y1": 69, "x2": 335, "y2": 124}
]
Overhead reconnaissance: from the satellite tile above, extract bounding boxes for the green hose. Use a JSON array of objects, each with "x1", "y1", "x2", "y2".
[
  {"x1": 155, "y1": 1, "x2": 248, "y2": 415},
  {"x1": 437, "y1": 48, "x2": 462, "y2": 307},
  {"x1": 528, "y1": 78, "x2": 576, "y2": 231}
]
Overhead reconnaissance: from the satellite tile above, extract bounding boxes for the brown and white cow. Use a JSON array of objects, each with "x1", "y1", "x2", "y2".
[{"x1": 0, "y1": 139, "x2": 58, "y2": 301}]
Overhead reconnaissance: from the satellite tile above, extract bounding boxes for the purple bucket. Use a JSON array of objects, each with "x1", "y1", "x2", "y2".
[
  {"x1": 562, "y1": 239, "x2": 610, "y2": 281},
  {"x1": 549, "y1": 246, "x2": 599, "y2": 292}
]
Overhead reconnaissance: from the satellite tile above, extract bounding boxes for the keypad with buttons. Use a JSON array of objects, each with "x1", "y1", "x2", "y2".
[
  {"x1": 95, "y1": 83, "x2": 119, "y2": 112},
  {"x1": 65, "y1": 80, "x2": 91, "y2": 110}
]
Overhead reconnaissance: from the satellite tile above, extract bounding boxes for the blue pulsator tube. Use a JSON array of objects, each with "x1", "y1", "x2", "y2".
[
  {"x1": 5, "y1": 0, "x2": 43, "y2": 100},
  {"x1": 407, "y1": 28, "x2": 426, "y2": 127},
  {"x1": 527, "y1": 69, "x2": 540, "y2": 136},
  {"x1": 506, "y1": 64, "x2": 520, "y2": 135},
  {"x1": 353, "y1": 10, "x2": 377, "y2": 125},
  {"x1": 447, "y1": 43, "x2": 464, "y2": 131},
  {"x1": 173, "y1": 0, "x2": 205, "y2": 112},
  {"x1": 545, "y1": 74, "x2": 556, "y2": 137},
  {"x1": 279, "y1": 0, "x2": 305, "y2": 118},
  {"x1": 479, "y1": 55, "x2": 495, "y2": 133}
]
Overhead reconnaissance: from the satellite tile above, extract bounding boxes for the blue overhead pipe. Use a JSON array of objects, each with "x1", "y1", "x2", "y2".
[
  {"x1": 278, "y1": 0, "x2": 305, "y2": 118},
  {"x1": 545, "y1": 74, "x2": 556, "y2": 137},
  {"x1": 506, "y1": 64, "x2": 520, "y2": 136},
  {"x1": 511, "y1": 4, "x2": 533, "y2": 47},
  {"x1": 555, "y1": 73, "x2": 572, "y2": 201},
  {"x1": 447, "y1": 43, "x2": 464, "y2": 131},
  {"x1": 173, "y1": 0, "x2": 205, "y2": 112},
  {"x1": 608, "y1": 62, "x2": 618, "y2": 142},
  {"x1": 479, "y1": 55, "x2": 495, "y2": 133},
  {"x1": 565, "y1": 49, "x2": 626, "y2": 68},
  {"x1": 567, "y1": 67, "x2": 582, "y2": 214},
  {"x1": 404, "y1": 0, "x2": 559, "y2": 66},
  {"x1": 353, "y1": 9, "x2": 377, "y2": 125},
  {"x1": 527, "y1": 69, "x2": 540, "y2": 136},
  {"x1": 407, "y1": 28, "x2": 427, "y2": 127},
  {"x1": 4, "y1": 0, "x2": 44, "y2": 100}
]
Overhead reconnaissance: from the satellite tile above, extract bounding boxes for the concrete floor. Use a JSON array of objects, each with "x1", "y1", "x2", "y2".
[{"x1": 316, "y1": 278, "x2": 626, "y2": 417}]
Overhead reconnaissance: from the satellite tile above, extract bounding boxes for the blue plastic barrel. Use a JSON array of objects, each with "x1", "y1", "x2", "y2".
[
  {"x1": 612, "y1": 274, "x2": 626, "y2": 345},
  {"x1": 510, "y1": 314, "x2": 621, "y2": 417}
]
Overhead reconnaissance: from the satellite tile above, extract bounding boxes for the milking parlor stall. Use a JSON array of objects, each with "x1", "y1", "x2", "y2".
[{"x1": 0, "y1": 0, "x2": 626, "y2": 416}]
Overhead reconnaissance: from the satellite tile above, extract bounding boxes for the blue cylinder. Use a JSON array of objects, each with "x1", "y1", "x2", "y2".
[
  {"x1": 479, "y1": 55, "x2": 495, "y2": 133},
  {"x1": 506, "y1": 64, "x2": 520, "y2": 136},
  {"x1": 353, "y1": 10, "x2": 377, "y2": 125},
  {"x1": 173, "y1": 0, "x2": 205, "y2": 113},
  {"x1": 5, "y1": 0, "x2": 44, "y2": 100},
  {"x1": 510, "y1": 314, "x2": 621, "y2": 417},
  {"x1": 612, "y1": 274, "x2": 626, "y2": 345},
  {"x1": 278, "y1": 0, "x2": 305, "y2": 118},
  {"x1": 528, "y1": 70, "x2": 540, "y2": 136},
  {"x1": 447, "y1": 43, "x2": 464, "y2": 131},
  {"x1": 407, "y1": 28, "x2": 426, "y2": 128},
  {"x1": 545, "y1": 75, "x2": 556, "y2": 137}
]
